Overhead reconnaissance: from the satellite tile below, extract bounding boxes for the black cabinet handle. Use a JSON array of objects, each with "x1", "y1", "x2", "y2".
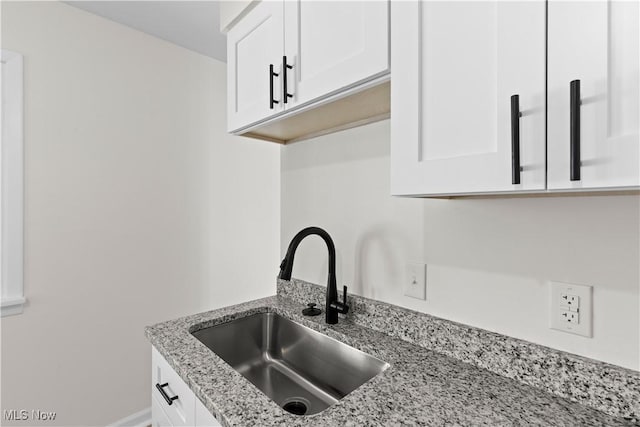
[
  {"x1": 269, "y1": 64, "x2": 279, "y2": 110},
  {"x1": 283, "y1": 56, "x2": 294, "y2": 104},
  {"x1": 155, "y1": 382, "x2": 179, "y2": 406},
  {"x1": 510, "y1": 94, "x2": 522, "y2": 185},
  {"x1": 570, "y1": 80, "x2": 581, "y2": 181}
]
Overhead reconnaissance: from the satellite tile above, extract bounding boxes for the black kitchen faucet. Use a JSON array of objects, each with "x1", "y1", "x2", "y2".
[{"x1": 278, "y1": 226, "x2": 349, "y2": 324}]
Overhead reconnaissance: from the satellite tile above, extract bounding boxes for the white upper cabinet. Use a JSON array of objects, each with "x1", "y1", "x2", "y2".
[
  {"x1": 547, "y1": 0, "x2": 639, "y2": 190},
  {"x1": 391, "y1": 1, "x2": 547, "y2": 196},
  {"x1": 283, "y1": 0, "x2": 389, "y2": 107},
  {"x1": 226, "y1": 0, "x2": 390, "y2": 139},
  {"x1": 227, "y1": 1, "x2": 284, "y2": 132}
]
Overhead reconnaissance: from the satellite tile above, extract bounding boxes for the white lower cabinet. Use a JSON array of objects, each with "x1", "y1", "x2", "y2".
[
  {"x1": 151, "y1": 396, "x2": 173, "y2": 427},
  {"x1": 151, "y1": 347, "x2": 221, "y2": 427}
]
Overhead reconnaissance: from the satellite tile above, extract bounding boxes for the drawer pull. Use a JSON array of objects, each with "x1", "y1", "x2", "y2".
[{"x1": 156, "y1": 382, "x2": 179, "y2": 406}]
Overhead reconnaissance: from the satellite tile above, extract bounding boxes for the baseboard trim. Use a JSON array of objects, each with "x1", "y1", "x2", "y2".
[{"x1": 107, "y1": 407, "x2": 151, "y2": 427}]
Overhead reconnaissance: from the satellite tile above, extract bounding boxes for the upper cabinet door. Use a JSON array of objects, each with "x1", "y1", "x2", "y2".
[
  {"x1": 547, "y1": 0, "x2": 639, "y2": 190},
  {"x1": 283, "y1": 0, "x2": 389, "y2": 107},
  {"x1": 227, "y1": 1, "x2": 284, "y2": 132},
  {"x1": 391, "y1": 1, "x2": 546, "y2": 196}
]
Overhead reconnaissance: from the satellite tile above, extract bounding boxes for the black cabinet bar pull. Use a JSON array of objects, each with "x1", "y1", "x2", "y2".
[
  {"x1": 283, "y1": 56, "x2": 293, "y2": 104},
  {"x1": 269, "y1": 64, "x2": 279, "y2": 110},
  {"x1": 570, "y1": 79, "x2": 581, "y2": 181},
  {"x1": 155, "y1": 382, "x2": 179, "y2": 406},
  {"x1": 510, "y1": 94, "x2": 521, "y2": 185}
]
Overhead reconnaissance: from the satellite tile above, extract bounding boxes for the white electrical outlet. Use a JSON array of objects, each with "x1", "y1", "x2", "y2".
[
  {"x1": 560, "y1": 309, "x2": 579, "y2": 324},
  {"x1": 404, "y1": 262, "x2": 426, "y2": 300},
  {"x1": 549, "y1": 281, "x2": 592, "y2": 337},
  {"x1": 560, "y1": 293, "x2": 580, "y2": 311}
]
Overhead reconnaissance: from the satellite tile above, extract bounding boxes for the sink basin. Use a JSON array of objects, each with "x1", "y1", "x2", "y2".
[{"x1": 191, "y1": 312, "x2": 389, "y2": 415}]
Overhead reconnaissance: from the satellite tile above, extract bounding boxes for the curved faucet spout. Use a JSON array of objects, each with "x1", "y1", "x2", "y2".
[
  {"x1": 279, "y1": 226, "x2": 348, "y2": 324},
  {"x1": 278, "y1": 227, "x2": 336, "y2": 281}
]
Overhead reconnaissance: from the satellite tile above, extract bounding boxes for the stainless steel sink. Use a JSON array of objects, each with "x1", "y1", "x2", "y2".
[{"x1": 191, "y1": 312, "x2": 389, "y2": 415}]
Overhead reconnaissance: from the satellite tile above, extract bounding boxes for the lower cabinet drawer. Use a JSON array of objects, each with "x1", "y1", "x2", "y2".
[
  {"x1": 152, "y1": 348, "x2": 195, "y2": 427},
  {"x1": 151, "y1": 395, "x2": 173, "y2": 427}
]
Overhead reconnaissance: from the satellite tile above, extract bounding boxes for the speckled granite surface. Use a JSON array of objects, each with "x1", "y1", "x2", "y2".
[
  {"x1": 145, "y1": 288, "x2": 638, "y2": 426},
  {"x1": 278, "y1": 278, "x2": 640, "y2": 422}
]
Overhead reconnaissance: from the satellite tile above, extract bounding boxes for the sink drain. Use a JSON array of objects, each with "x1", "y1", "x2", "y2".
[{"x1": 282, "y1": 399, "x2": 308, "y2": 415}]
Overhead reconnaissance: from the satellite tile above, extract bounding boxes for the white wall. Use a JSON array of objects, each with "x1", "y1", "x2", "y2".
[
  {"x1": 281, "y1": 119, "x2": 640, "y2": 370},
  {"x1": 0, "y1": 2, "x2": 279, "y2": 425}
]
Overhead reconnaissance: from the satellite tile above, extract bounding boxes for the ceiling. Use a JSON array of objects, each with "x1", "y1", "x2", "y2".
[{"x1": 65, "y1": 1, "x2": 227, "y2": 62}]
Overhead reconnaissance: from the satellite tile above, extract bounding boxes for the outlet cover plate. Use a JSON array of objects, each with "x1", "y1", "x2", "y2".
[
  {"x1": 549, "y1": 281, "x2": 592, "y2": 337},
  {"x1": 404, "y1": 262, "x2": 426, "y2": 300}
]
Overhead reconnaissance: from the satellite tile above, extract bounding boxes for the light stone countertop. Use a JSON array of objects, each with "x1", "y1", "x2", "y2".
[{"x1": 145, "y1": 294, "x2": 637, "y2": 427}]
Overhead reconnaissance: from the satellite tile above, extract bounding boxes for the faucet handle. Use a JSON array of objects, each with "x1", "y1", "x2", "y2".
[
  {"x1": 329, "y1": 285, "x2": 349, "y2": 315},
  {"x1": 340, "y1": 285, "x2": 350, "y2": 314}
]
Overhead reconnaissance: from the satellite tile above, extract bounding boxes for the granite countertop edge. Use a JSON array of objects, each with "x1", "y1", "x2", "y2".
[{"x1": 145, "y1": 295, "x2": 637, "y2": 427}]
